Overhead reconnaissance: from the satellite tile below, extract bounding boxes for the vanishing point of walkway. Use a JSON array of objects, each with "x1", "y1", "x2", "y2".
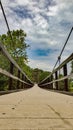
[{"x1": 0, "y1": 84, "x2": 73, "y2": 130}]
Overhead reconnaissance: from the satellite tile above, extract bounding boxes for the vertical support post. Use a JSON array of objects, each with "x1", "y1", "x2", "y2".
[
  {"x1": 55, "y1": 71, "x2": 58, "y2": 90},
  {"x1": 21, "y1": 74, "x2": 24, "y2": 89},
  {"x1": 58, "y1": 56, "x2": 61, "y2": 76},
  {"x1": 51, "y1": 75, "x2": 53, "y2": 89},
  {"x1": 63, "y1": 64, "x2": 68, "y2": 91},
  {"x1": 46, "y1": 78, "x2": 49, "y2": 89},
  {"x1": 17, "y1": 70, "x2": 20, "y2": 89},
  {"x1": 9, "y1": 62, "x2": 14, "y2": 90},
  {"x1": 23, "y1": 75, "x2": 26, "y2": 88},
  {"x1": 25, "y1": 76, "x2": 27, "y2": 88}
]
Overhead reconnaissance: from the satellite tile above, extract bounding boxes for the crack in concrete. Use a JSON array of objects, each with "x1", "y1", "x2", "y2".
[
  {"x1": 48, "y1": 105, "x2": 73, "y2": 128},
  {"x1": 0, "y1": 116, "x2": 73, "y2": 119}
]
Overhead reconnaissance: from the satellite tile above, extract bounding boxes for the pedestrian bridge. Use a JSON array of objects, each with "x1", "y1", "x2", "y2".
[
  {"x1": 0, "y1": 29, "x2": 73, "y2": 129},
  {"x1": 0, "y1": 1, "x2": 73, "y2": 129},
  {"x1": 0, "y1": 32, "x2": 73, "y2": 130}
]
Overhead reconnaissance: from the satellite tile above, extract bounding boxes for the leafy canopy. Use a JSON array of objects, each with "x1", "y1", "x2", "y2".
[{"x1": 0, "y1": 29, "x2": 29, "y2": 65}]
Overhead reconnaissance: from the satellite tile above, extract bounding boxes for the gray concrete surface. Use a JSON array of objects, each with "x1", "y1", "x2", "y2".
[{"x1": 0, "y1": 84, "x2": 73, "y2": 130}]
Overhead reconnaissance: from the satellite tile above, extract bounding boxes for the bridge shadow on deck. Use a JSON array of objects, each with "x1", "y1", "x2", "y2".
[
  {"x1": 0, "y1": 86, "x2": 34, "y2": 96},
  {"x1": 38, "y1": 86, "x2": 73, "y2": 96}
]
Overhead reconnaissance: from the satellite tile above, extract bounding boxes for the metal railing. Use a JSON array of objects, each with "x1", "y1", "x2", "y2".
[
  {"x1": 0, "y1": 41, "x2": 34, "y2": 91},
  {"x1": 38, "y1": 53, "x2": 73, "y2": 91}
]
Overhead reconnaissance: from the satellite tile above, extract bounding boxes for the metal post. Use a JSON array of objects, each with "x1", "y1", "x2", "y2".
[
  {"x1": 9, "y1": 62, "x2": 14, "y2": 90},
  {"x1": 21, "y1": 74, "x2": 24, "y2": 89},
  {"x1": 48, "y1": 78, "x2": 50, "y2": 89},
  {"x1": 17, "y1": 70, "x2": 20, "y2": 89},
  {"x1": 25, "y1": 76, "x2": 27, "y2": 88},
  {"x1": 58, "y1": 56, "x2": 61, "y2": 76},
  {"x1": 55, "y1": 71, "x2": 58, "y2": 90},
  {"x1": 23, "y1": 75, "x2": 26, "y2": 88},
  {"x1": 51, "y1": 75, "x2": 53, "y2": 89},
  {"x1": 63, "y1": 64, "x2": 68, "y2": 91}
]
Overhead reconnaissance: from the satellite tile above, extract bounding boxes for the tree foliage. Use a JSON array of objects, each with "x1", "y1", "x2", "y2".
[
  {"x1": 32, "y1": 68, "x2": 51, "y2": 83},
  {"x1": 0, "y1": 29, "x2": 29, "y2": 65}
]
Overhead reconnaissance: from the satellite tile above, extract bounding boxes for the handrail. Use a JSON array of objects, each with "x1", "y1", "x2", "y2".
[
  {"x1": 0, "y1": 41, "x2": 34, "y2": 90},
  {"x1": 0, "y1": 68, "x2": 32, "y2": 86},
  {"x1": 38, "y1": 53, "x2": 73, "y2": 91},
  {"x1": 39, "y1": 53, "x2": 73, "y2": 85},
  {"x1": 0, "y1": 42, "x2": 33, "y2": 84},
  {"x1": 39, "y1": 73, "x2": 73, "y2": 87},
  {"x1": 53, "y1": 53, "x2": 73, "y2": 73}
]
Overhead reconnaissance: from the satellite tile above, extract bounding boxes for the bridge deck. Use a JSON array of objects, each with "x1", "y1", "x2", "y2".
[{"x1": 0, "y1": 84, "x2": 73, "y2": 130}]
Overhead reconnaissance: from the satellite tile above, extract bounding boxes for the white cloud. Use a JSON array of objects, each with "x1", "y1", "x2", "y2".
[
  {"x1": 0, "y1": 0, "x2": 73, "y2": 71},
  {"x1": 16, "y1": 0, "x2": 30, "y2": 5},
  {"x1": 33, "y1": 14, "x2": 48, "y2": 29},
  {"x1": 27, "y1": 59, "x2": 53, "y2": 71},
  {"x1": 47, "y1": 5, "x2": 58, "y2": 16}
]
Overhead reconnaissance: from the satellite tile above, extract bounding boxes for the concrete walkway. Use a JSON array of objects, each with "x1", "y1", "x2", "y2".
[{"x1": 0, "y1": 84, "x2": 73, "y2": 130}]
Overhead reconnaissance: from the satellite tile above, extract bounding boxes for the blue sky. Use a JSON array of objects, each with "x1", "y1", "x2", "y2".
[{"x1": 0, "y1": 0, "x2": 73, "y2": 71}]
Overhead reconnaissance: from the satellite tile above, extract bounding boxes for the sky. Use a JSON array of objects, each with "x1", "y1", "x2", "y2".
[{"x1": 0, "y1": 0, "x2": 73, "y2": 71}]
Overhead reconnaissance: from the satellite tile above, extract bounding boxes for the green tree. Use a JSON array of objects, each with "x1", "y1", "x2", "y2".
[
  {"x1": 32, "y1": 68, "x2": 50, "y2": 83},
  {"x1": 0, "y1": 29, "x2": 29, "y2": 66}
]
